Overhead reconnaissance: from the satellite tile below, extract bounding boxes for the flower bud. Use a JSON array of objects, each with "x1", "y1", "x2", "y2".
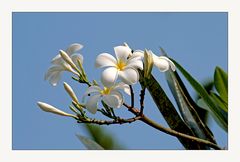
[
  {"x1": 59, "y1": 50, "x2": 79, "y2": 73},
  {"x1": 144, "y1": 50, "x2": 154, "y2": 79},
  {"x1": 63, "y1": 82, "x2": 79, "y2": 103},
  {"x1": 37, "y1": 101, "x2": 76, "y2": 118}
]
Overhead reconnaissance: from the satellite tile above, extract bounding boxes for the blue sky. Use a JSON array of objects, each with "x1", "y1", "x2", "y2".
[{"x1": 12, "y1": 12, "x2": 227, "y2": 149}]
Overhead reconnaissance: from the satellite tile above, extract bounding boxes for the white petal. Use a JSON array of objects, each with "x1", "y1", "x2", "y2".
[
  {"x1": 126, "y1": 59, "x2": 143, "y2": 70},
  {"x1": 159, "y1": 56, "x2": 176, "y2": 71},
  {"x1": 153, "y1": 56, "x2": 170, "y2": 72},
  {"x1": 82, "y1": 86, "x2": 101, "y2": 103},
  {"x1": 113, "y1": 82, "x2": 131, "y2": 95},
  {"x1": 102, "y1": 91, "x2": 123, "y2": 108},
  {"x1": 95, "y1": 53, "x2": 117, "y2": 68},
  {"x1": 132, "y1": 50, "x2": 144, "y2": 58},
  {"x1": 45, "y1": 65, "x2": 64, "y2": 86},
  {"x1": 44, "y1": 65, "x2": 64, "y2": 80},
  {"x1": 48, "y1": 71, "x2": 62, "y2": 86},
  {"x1": 114, "y1": 46, "x2": 131, "y2": 62},
  {"x1": 84, "y1": 86, "x2": 101, "y2": 96},
  {"x1": 71, "y1": 54, "x2": 84, "y2": 68},
  {"x1": 66, "y1": 43, "x2": 83, "y2": 55},
  {"x1": 85, "y1": 94, "x2": 101, "y2": 114},
  {"x1": 101, "y1": 67, "x2": 118, "y2": 87},
  {"x1": 51, "y1": 54, "x2": 63, "y2": 65},
  {"x1": 119, "y1": 68, "x2": 139, "y2": 85}
]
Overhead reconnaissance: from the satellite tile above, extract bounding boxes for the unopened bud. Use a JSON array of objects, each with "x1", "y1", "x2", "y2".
[
  {"x1": 37, "y1": 101, "x2": 76, "y2": 118},
  {"x1": 59, "y1": 50, "x2": 79, "y2": 73},
  {"x1": 63, "y1": 82, "x2": 79, "y2": 103},
  {"x1": 144, "y1": 50, "x2": 154, "y2": 79}
]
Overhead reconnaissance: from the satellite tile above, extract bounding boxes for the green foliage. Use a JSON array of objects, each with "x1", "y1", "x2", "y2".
[
  {"x1": 165, "y1": 68, "x2": 216, "y2": 145},
  {"x1": 171, "y1": 60, "x2": 228, "y2": 132},
  {"x1": 161, "y1": 48, "x2": 216, "y2": 148},
  {"x1": 194, "y1": 79, "x2": 214, "y2": 123},
  {"x1": 210, "y1": 92, "x2": 227, "y2": 112},
  {"x1": 76, "y1": 134, "x2": 104, "y2": 150},
  {"x1": 214, "y1": 66, "x2": 228, "y2": 103},
  {"x1": 84, "y1": 124, "x2": 123, "y2": 150},
  {"x1": 139, "y1": 70, "x2": 203, "y2": 149}
]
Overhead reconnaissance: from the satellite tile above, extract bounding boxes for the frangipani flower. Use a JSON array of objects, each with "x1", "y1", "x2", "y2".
[
  {"x1": 133, "y1": 50, "x2": 176, "y2": 72},
  {"x1": 83, "y1": 82, "x2": 131, "y2": 114},
  {"x1": 45, "y1": 43, "x2": 84, "y2": 86},
  {"x1": 95, "y1": 46, "x2": 143, "y2": 86},
  {"x1": 151, "y1": 52, "x2": 176, "y2": 72},
  {"x1": 37, "y1": 101, "x2": 77, "y2": 118}
]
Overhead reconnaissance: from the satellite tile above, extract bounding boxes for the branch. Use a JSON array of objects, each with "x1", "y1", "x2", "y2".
[
  {"x1": 77, "y1": 116, "x2": 142, "y2": 125},
  {"x1": 123, "y1": 103, "x2": 222, "y2": 150}
]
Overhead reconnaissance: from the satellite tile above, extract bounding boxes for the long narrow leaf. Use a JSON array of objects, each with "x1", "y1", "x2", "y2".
[
  {"x1": 165, "y1": 69, "x2": 216, "y2": 146},
  {"x1": 197, "y1": 98, "x2": 228, "y2": 131},
  {"x1": 194, "y1": 80, "x2": 214, "y2": 123},
  {"x1": 214, "y1": 67, "x2": 228, "y2": 103},
  {"x1": 210, "y1": 92, "x2": 228, "y2": 112},
  {"x1": 139, "y1": 70, "x2": 202, "y2": 149},
  {"x1": 171, "y1": 59, "x2": 228, "y2": 132}
]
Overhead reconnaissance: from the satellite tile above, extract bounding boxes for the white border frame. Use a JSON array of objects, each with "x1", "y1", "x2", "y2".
[{"x1": 1, "y1": 0, "x2": 239, "y2": 161}]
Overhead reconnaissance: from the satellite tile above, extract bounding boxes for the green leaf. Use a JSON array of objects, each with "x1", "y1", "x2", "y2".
[
  {"x1": 197, "y1": 98, "x2": 228, "y2": 131},
  {"x1": 171, "y1": 59, "x2": 228, "y2": 132},
  {"x1": 76, "y1": 134, "x2": 104, "y2": 150},
  {"x1": 84, "y1": 124, "x2": 123, "y2": 150},
  {"x1": 165, "y1": 69, "x2": 216, "y2": 146},
  {"x1": 214, "y1": 67, "x2": 228, "y2": 103},
  {"x1": 139, "y1": 70, "x2": 203, "y2": 149},
  {"x1": 194, "y1": 79, "x2": 214, "y2": 123},
  {"x1": 210, "y1": 92, "x2": 228, "y2": 112}
]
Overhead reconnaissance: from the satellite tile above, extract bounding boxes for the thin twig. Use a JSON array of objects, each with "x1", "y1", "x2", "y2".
[
  {"x1": 129, "y1": 85, "x2": 134, "y2": 108},
  {"x1": 77, "y1": 116, "x2": 142, "y2": 125},
  {"x1": 122, "y1": 103, "x2": 222, "y2": 150}
]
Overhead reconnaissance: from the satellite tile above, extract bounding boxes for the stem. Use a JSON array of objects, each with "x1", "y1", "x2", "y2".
[
  {"x1": 139, "y1": 88, "x2": 146, "y2": 115},
  {"x1": 72, "y1": 76, "x2": 91, "y2": 87},
  {"x1": 123, "y1": 103, "x2": 222, "y2": 150},
  {"x1": 129, "y1": 85, "x2": 134, "y2": 108}
]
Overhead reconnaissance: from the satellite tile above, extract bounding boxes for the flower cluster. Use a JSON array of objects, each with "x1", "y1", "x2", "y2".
[
  {"x1": 38, "y1": 43, "x2": 175, "y2": 116},
  {"x1": 45, "y1": 43, "x2": 83, "y2": 86}
]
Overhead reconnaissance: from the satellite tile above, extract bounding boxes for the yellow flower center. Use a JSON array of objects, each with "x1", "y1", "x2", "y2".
[
  {"x1": 101, "y1": 87, "x2": 111, "y2": 95},
  {"x1": 116, "y1": 59, "x2": 126, "y2": 71}
]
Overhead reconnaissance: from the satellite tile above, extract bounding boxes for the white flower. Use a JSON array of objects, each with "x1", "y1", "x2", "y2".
[
  {"x1": 95, "y1": 46, "x2": 143, "y2": 86},
  {"x1": 151, "y1": 52, "x2": 176, "y2": 72},
  {"x1": 136, "y1": 50, "x2": 176, "y2": 72},
  {"x1": 45, "y1": 43, "x2": 84, "y2": 86},
  {"x1": 83, "y1": 82, "x2": 130, "y2": 114},
  {"x1": 37, "y1": 101, "x2": 77, "y2": 118}
]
